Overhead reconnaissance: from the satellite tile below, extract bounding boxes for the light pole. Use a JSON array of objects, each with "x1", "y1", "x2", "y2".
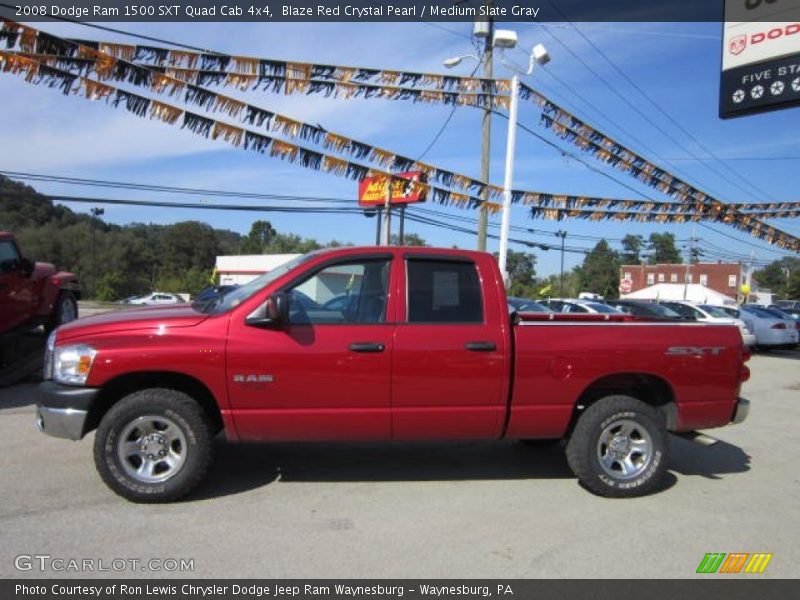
[
  {"x1": 445, "y1": 36, "x2": 550, "y2": 284},
  {"x1": 90, "y1": 207, "x2": 104, "y2": 298},
  {"x1": 497, "y1": 42, "x2": 550, "y2": 284},
  {"x1": 444, "y1": 4, "x2": 495, "y2": 252},
  {"x1": 556, "y1": 230, "x2": 567, "y2": 296}
]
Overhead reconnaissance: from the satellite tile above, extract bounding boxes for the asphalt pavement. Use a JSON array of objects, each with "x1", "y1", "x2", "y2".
[{"x1": 0, "y1": 350, "x2": 798, "y2": 579}]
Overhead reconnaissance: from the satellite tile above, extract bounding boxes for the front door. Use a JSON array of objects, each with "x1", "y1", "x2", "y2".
[
  {"x1": 0, "y1": 239, "x2": 35, "y2": 332},
  {"x1": 226, "y1": 256, "x2": 395, "y2": 441},
  {"x1": 391, "y1": 257, "x2": 508, "y2": 439}
]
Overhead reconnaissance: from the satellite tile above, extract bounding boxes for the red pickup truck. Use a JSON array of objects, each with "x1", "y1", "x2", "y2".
[{"x1": 35, "y1": 247, "x2": 750, "y2": 502}]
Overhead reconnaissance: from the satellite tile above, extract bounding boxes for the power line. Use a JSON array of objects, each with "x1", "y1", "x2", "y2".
[{"x1": 541, "y1": 11, "x2": 773, "y2": 202}]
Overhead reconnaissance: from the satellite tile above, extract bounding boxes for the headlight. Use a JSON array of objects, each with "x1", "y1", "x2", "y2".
[
  {"x1": 53, "y1": 344, "x2": 97, "y2": 385},
  {"x1": 43, "y1": 330, "x2": 57, "y2": 380}
]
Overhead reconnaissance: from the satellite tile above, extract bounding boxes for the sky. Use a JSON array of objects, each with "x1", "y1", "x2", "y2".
[{"x1": 0, "y1": 19, "x2": 799, "y2": 277}]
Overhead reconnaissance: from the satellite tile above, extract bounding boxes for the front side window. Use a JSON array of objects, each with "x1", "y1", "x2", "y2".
[
  {"x1": 0, "y1": 240, "x2": 20, "y2": 268},
  {"x1": 407, "y1": 260, "x2": 483, "y2": 323},
  {"x1": 287, "y1": 259, "x2": 391, "y2": 325}
]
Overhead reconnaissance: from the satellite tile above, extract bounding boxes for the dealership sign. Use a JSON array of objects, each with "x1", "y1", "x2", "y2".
[
  {"x1": 358, "y1": 171, "x2": 427, "y2": 207},
  {"x1": 720, "y1": 0, "x2": 800, "y2": 118}
]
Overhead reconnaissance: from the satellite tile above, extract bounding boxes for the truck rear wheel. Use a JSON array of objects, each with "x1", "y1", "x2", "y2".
[
  {"x1": 46, "y1": 291, "x2": 78, "y2": 332},
  {"x1": 566, "y1": 395, "x2": 668, "y2": 498},
  {"x1": 93, "y1": 389, "x2": 213, "y2": 503}
]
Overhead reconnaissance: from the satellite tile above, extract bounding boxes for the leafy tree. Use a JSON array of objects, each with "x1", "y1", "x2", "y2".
[
  {"x1": 620, "y1": 234, "x2": 644, "y2": 265},
  {"x1": 239, "y1": 220, "x2": 277, "y2": 254},
  {"x1": 647, "y1": 232, "x2": 682, "y2": 264},
  {"x1": 575, "y1": 240, "x2": 620, "y2": 299},
  {"x1": 753, "y1": 257, "x2": 800, "y2": 299},
  {"x1": 390, "y1": 233, "x2": 427, "y2": 246},
  {"x1": 494, "y1": 249, "x2": 537, "y2": 298}
]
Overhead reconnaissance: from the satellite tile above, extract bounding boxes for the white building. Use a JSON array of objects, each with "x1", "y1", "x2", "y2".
[
  {"x1": 622, "y1": 283, "x2": 736, "y2": 305},
  {"x1": 215, "y1": 254, "x2": 300, "y2": 286}
]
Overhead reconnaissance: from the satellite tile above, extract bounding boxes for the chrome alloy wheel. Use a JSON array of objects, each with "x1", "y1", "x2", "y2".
[
  {"x1": 596, "y1": 419, "x2": 653, "y2": 480},
  {"x1": 117, "y1": 415, "x2": 187, "y2": 483}
]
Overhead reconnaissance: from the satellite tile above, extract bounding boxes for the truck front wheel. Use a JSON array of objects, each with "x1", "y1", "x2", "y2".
[
  {"x1": 46, "y1": 291, "x2": 78, "y2": 332},
  {"x1": 566, "y1": 395, "x2": 668, "y2": 498},
  {"x1": 93, "y1": 389, "x2": 213, "y2": 503}
]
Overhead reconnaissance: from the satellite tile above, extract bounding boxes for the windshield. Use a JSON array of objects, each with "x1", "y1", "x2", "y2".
[
  {"x1": 584, "y1": 302, "x2": 619, "y2": 314},
  {"x1": 699, "y1": 305, "x2": 732, "y2": 319},
  {"x1": 198, "y1": 253, "x2": 315, "y2": 314}
]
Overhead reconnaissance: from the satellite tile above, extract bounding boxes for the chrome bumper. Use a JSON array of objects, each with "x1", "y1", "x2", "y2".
[
  {"x1": 35, "y1": 381, "x2": 99, "y2": 441},
  {"x1": 732, "y1": 397, "x2": 750, "y2": 424},
  {"x1": 36, "y1": 406, "x2": 88, "y2": 440}
]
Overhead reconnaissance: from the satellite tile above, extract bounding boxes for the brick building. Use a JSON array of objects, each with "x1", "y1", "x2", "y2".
[{"x1": 619, "y1": 262, "x2": 747, "y2": 301}]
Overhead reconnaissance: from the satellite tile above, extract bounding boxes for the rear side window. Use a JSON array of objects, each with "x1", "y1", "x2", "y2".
[{"x1": 407, "y1": 260, "x2": 483, "y2": 323}]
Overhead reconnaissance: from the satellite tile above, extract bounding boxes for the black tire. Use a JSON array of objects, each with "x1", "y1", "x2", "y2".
[
  {"x1": 565, "y1": 395, "x2": 668, "y2": 498},
  {"x1": 46, "y1": 291, "x2": 78, "y2": 333},
  {"x1": 93, "y1": 389, "x2": 213, "y2": 503}
]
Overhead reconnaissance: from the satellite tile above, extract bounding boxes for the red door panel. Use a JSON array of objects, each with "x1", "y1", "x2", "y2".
[{"x1": 391, "y1": 257, "x2": 509, "y2": 439}]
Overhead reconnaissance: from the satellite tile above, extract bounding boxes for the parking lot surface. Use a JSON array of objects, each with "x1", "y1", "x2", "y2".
[{"x1": 1, "y1": 350, "x2": 798, "y2": 579}]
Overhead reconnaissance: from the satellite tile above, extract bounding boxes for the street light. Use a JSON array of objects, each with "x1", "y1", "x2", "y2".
[
  {"x1": 556, "y1": 230, "x2": 567, "y2": 296},
  {"x1": 497, "y1": 40, "x2": 551, "y2": 285},
  {"x1": 442, "y1": 54, "x2": 479, "y2": 69},
  {"x1": 90, "y1": 207, "x2": 105, "y2": 298}
]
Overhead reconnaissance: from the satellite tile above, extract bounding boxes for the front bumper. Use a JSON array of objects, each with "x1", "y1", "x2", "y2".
[
  {"x1": 732, "y1": 397, "x2": 750, "y2": 425},
  {"x1": 35, "y1": 381, "x2": 99, "y2": 440}
]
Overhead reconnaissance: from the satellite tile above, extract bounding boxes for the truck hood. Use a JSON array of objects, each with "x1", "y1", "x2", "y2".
[{"x1": 56, "y1": 304, "x2": 210, "y2": 340}]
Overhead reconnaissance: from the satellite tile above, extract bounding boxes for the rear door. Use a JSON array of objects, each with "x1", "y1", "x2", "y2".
[{"x1": 391, "y1": 255, "x2": 508, "y2": 439}]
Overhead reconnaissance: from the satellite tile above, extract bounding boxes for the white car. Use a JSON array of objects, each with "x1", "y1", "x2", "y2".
[
  {"x1": 659, "y1": 301, "x2": 756, "y2": 348},
  {"x1": 126, "y1": 292, "x2": 183, "y2": 306},
  {"x1": 540, "y1": 298, "x2": 621, "y2": 314},
  {"x1": 740, "y1": 306, "x2": 799, "y2": 350}
]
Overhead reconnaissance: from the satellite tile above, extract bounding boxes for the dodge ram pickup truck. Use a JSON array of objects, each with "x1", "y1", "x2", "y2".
[
  {"x1": 1, "y1": 231, "x2": 81, "y2": 385},
  {"x1": 35, "y1": 246, "x2": 750, "y2": 502}
]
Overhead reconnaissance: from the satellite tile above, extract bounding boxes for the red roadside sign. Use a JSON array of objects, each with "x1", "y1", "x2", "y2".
[
  {"x1": 619, "y1": 279, "x2": 633, "y2": 294},
  {"x1": 358, "y1": 171, "x2": 427, "y2": 207}
]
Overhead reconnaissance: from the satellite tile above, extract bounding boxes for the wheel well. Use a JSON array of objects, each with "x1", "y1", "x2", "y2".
[
  {"x1": 86, "y1": 372, "x2": 224, "y2": 434},
  {"x1": 566, "y1": 373, "x2": 676, "y2": 435}
]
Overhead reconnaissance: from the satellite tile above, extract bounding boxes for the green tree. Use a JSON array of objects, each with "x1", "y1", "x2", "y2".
[
  {"x1": 576, "y1": 240, "x2": 620, "y2": 299},
  {"x1": 620, "y1": 234, "x2": 644, "y2": 265},
  {"x1": 390, "y1": 233, "x2": 427, "y2": 246},
  {"x1": 494, "y1": 249, "x2": 537, "y2": 298},
  {"x1": 647, "y1": 232, "x2": 682, "y2": 264},
  {"x1": 239, "y1": 220, "x2": 277, "y2": 254},
  {"x1": 753, "y1": 257, "x2": 800, "y2": 299}
]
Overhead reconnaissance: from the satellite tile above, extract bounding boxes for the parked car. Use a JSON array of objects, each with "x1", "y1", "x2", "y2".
[
  {"x1": 739, "y1": 306, "x2": 799, "y2": 350},
  {"x1": 768, "y1": 305, "x2": 800, "y2": 320},
  {"x1": 192, "y1": 285, "x2": 238, "y2": 307},
  {"x1": 36, "y1": 246, "x2": 751, "y2": 502},
  {"x1": 658, "y1": 301, "x2": 756, "y2": 348},
  {"x1": 775, "y1": 300, "x2": 800, "y2": 311},
  {"x1": 125, "y1": 292, "x2": 183, "y2": 306},
  {"x1": 540, "y1": 298, "x2": 621, "y2": 314},
  {"x1": 507, "y1": 297, "x2": 552, "y2": 313},
  {"x1": 605, "y1": 300, "x2": 683, "y2": 319}
]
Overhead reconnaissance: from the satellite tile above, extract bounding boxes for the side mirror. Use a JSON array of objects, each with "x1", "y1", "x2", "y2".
[
  {"x1": 0, "y1": 258, "x2": 18, "y2": 274},
  {"x1": 20, "y1": 257, "x2": 35, "y2": 277},
  {"x1": 245, "y1": 292, "x2": 291, "y2": 328}
]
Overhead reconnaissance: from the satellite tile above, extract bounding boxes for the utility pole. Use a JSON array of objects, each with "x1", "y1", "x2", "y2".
[
  {"x1": 683, "y1": 233, "x2": 696, "y2": 301},
  {"x1": 476, "y1": 1, "x2": 494, "y2": 252},
  {"x1": 90, "y1": 207, "x2": 104, "y2": 298},
  {"x1": 381, "y1": 176, "x2": 392, "y2": 245},
  {"x1": 557, "y1": 230, "x2": 567, "y2": 296}
]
